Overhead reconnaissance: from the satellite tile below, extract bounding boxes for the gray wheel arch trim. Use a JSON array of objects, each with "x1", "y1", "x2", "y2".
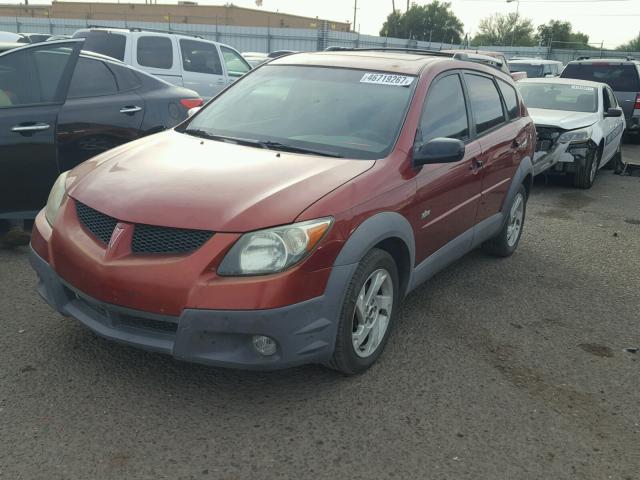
[
  {"x1": 502, "y1": 156, "x2": 533, "y2": 214},
  {"x1": 333, "y1": 211, "x2": 416, "y2": 271}
]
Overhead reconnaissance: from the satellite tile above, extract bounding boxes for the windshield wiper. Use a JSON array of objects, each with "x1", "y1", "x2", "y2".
[
  {"x1": 257, "y1": 141, "x2": 344, "y2": 158},
  {"x1": 184, "y1": 129, "x2": 264, "y2": 147},
  {"x1": 184, "y1": 130, "x2": 343, "y2": 158}
]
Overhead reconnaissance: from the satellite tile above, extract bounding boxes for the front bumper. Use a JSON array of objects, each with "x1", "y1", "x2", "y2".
[
  {"x1": 30, "y1": 247, "x2": 355, "y2": 370},
  {"x1": 533, "y1": 140, "x2": 596, "y2": 175}
]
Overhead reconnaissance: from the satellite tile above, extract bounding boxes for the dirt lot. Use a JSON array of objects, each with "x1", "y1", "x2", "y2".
[{"x1": 0, "y1": 148, "x2": 638, "y2": 480}]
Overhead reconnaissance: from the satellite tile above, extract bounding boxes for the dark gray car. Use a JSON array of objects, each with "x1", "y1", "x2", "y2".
[{"x1": 561, "y1": 58, "x2": 640, "y2": 133}]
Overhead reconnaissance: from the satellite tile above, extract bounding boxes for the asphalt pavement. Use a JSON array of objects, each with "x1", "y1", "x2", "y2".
[{"x1": 1, "y1": 148, "x2": 639, "y2": 480}]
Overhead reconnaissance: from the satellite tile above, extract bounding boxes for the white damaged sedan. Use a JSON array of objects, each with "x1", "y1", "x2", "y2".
[{"x1": 518, "y1": 78, "x2": 626, "y2": 188}]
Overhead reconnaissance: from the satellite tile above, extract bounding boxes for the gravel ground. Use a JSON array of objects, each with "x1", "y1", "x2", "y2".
[{"x1": 1, "y1": 148, "x2": 639, "y2": 480}]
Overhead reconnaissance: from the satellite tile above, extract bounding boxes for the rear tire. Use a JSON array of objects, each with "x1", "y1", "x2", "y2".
[
  {"x1": 327, "y1": 248, "x2": 399, "y2": 375},
  {"x1": 482, "y1": 184, "x2": 527, "y2": 257},
  {"x1": 612, "y1": 144, "x2": 625, "y2": 174},
  {"x1": 573, "y1": 147, "x2": 599, "y2": 189}
]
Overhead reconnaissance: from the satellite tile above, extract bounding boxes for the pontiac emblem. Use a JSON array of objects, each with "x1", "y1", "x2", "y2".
[{"x1": 108, "y1": 225, "x2": 126, "y2": 250}]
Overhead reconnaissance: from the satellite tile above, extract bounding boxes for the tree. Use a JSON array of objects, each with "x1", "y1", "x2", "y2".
[
  {"x1": 537, "y1": 20, "x2": 590, "y2": 48},
  {"x1": 617, "y1": 32, "x2": 640, "y2": 51},
  {"x1": 472, "y1": 13, "x2": 535, "y2": 46},
  {"x1": 380, "y1": 1, "x2": 464, "y2": 44}
]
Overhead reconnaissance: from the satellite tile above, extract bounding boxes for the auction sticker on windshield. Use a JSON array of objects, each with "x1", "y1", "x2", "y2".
[{"x1": 360, "y1": 73, "x2": 414, "y2": 86}]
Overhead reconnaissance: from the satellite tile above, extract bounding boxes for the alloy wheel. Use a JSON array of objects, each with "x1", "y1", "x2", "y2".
[{"x1": 352, "y1": 269, "x2": 394, "y2": 358}]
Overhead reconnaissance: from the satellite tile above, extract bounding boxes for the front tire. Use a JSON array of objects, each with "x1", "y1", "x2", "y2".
[
  {"x1": 328, "y1": 248, "x2": 399, "y2": 375},
  {"x1": 482, "y1": 184, "x2": 527, "y2": 257},
  {"x1": 573, "y1": 147, "x2": 599, "y2": 189}
]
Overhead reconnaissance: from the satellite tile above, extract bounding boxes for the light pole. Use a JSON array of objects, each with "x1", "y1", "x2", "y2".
[{"x1": 507, "y1": 0, "x2": 520, "y2": 47}]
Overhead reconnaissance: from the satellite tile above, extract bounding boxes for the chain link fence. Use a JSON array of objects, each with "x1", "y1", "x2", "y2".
[{"x1": 2, "y1": 16, "x2": 638, "y2": 62}]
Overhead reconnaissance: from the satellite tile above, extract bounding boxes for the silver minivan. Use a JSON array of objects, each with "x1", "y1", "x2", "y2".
[{"x1": 73, "y1": 28, "x2": 252, "y2": 99}]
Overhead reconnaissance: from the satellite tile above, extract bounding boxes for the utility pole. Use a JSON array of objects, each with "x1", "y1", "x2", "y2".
[
  {"x1": 353, "y1": 0, "x2": 358, "y2": 33},
  {"x1": 507, "y1": 0, "x2": 520, "y2": 46},
  {"x1": 407, "y1": 0, "x2": 410, "y2": 11}
]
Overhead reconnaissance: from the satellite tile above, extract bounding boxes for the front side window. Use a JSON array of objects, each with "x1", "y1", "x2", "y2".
[
  {"x1": 68, "y1": 57, "x2": 117, "y2": 98},
  {"x1": 497, "y1": 79, "x2": 520, "y2": 120},
  {"x1": 607, "y1": 87, "x2": 618, "y2": 107},
  {"x1": 183, "y1": 65, "x2": 417, "y2": 159},
  {"x1": 180, "y1": 39, "x2": 222, "y2": 75},
  {"x1": 221, "y1": 46, "x2": 251, "y2": 77},
  {"x1": 517, "y1": 82, "x2": 598, "y2": 113},
  {"x1": 0, "y1": 44, "x2": 74, "y2": 107},
  {"x1": 465, "y1": 73, "x2": 505, "y2": 135},
  {"x1": 137, "y1": 36, "x2": 173, "y2": 69},
  {"x1": 420, "y1": 74, "x2": 469, "y2": 143}
]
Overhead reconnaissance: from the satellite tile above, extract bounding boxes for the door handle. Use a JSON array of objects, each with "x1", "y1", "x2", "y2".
[
  {"x1": 11, "y1": 123, "x2": 50, "y2": 133},
  {"x1": 119, "y1": 106, "x2": 142, "y2": 114}
]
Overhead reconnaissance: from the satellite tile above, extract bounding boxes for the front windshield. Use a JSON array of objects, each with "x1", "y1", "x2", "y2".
[
  {"x1": 517, "y1": 82, "x2": 598, "y2": 113},
  {"x1": 509, "y1": 63, "x2": 544, "y2": 78},
  {"x1": 183, "y1": 65, "x2": 417, "y2": 159}
]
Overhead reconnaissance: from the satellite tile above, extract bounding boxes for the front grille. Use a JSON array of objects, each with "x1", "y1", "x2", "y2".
[
  {"x1": 75, "y1": 202, "x2": 118, "y2": 244},
  {"x1": 74, "y1": 201, "x2": 213, "y2": 255},
  {"x1": 119, "y1": 315, "x2": 179, "y2": 334},
  {"x1": 132, "y1": 224, "x2": 214, "y2": 254},
  {"x1": 536, "y1": 127, "x2": 562, "y2": 152}
]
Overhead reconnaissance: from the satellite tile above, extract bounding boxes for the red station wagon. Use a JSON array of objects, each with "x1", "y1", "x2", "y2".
[{"x1": 30, "y1": 49, "x2": 536, "y2": 375}]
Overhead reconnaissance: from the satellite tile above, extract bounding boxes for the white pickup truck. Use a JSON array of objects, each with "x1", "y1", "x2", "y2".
[{"x1": 517, "y1": 78, "x2": 626, "y2": 188}]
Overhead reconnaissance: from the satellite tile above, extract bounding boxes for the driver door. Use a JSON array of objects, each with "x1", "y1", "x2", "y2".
[{"x1": 0, "y1": 40, "x2": 82, "y2": 218}]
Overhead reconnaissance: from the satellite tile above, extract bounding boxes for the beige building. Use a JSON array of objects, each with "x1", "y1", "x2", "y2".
[{"x1": 0, "y1": 1, "x2": 351, "y2": 31}]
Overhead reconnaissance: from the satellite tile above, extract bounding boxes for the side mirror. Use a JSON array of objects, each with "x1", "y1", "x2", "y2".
[
  {"x1": 605, "y1": 107, "x2": 622, "y2": 118},
  {"x1": 187, "y1": 106, "x2": 201, "y2": 117},
  {"x1": 413, "y1": 138, "x2": 465, "y2": 166}
]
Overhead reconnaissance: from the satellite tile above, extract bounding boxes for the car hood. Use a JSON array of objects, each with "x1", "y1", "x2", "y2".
[
  {"x1": 67, "y1": 130, "x2": 375, "y2": 232},
  {"x1": 528, "y1": 108, "x2": 599, "y2": 130}
]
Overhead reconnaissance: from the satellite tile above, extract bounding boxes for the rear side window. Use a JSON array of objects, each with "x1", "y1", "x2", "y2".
[
  {"x1": 0, "y1": 44, "x2": 74, "y2": 107},
  {"x1": 561, "y1": 63, "x2": 640, "y2": 92},
  {"x1": 68, "y1": 57, "x2": 117, "y2": 98},
  {"x1": 73, "y1": 31, "x2": 126, "y2": 61},
  {"x1": 497, "y1": 79, "x2": 519, "y2": 120},
  {"x1": 420, "y1": 74, "x2": 469, "y2": 143},
  {"x1": 180, "y1": 39, "x2": 222, "y2": 75},
  {"x1": 109, "y1": 63, "x2": 142, "y2": 91},
  {"x1": 221, "y1": 46, "x2": 251, "y2": 77},
  {"x1": 465, "y1": 73, "x2": 505, "y2": 134},
  {"x1": 137, "y1": 36, "x2": 173, "y2": 70}
]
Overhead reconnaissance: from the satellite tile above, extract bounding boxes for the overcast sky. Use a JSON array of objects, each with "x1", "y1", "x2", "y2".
[{"x1": 7, "y1": 0, "x2": 640, "y2": 48}]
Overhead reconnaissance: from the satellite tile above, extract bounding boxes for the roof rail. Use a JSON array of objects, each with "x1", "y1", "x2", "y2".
[
  {"x1": 86, "y1": 25, "x2": 204, "y2": 39},
  {"x1": 323, "y1": 46, "x2": 454, "y2": 57}
]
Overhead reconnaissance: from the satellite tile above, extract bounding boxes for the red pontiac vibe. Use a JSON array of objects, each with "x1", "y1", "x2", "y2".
[{"x1": 30, "y1": 49, "x2": 535, "y2": 374}]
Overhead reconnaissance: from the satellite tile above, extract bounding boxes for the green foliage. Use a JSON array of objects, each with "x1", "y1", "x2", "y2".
[
  {"x1": 380, "y1": 1, "x2": 464, "y2": 44},
  {"x1": 472, "y1": 13, "x2": 535, "y2": 46},
  {"x1": 537, "y1": 20, "x2": 590, "y2": 48},
  {"x1": 617, "y1": 33, "x2": 640, "y2": 51}
]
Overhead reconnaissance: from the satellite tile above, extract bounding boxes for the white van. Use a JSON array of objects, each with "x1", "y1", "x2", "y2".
[
  {"x1": 508, "y1": 58, "x2": 563, "y2": 79},
  {"x1": 72, "y1": 27, "x2": 252, "y2": 99}
]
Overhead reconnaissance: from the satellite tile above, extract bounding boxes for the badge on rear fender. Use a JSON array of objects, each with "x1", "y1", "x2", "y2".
[{"x1": 360, "y1": 73, "x2": 414, "y2": 86}]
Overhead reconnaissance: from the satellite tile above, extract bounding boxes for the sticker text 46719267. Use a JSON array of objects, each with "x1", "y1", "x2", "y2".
[{"x1": 360, "y1": 73, "x2": 415, "y2": 87}]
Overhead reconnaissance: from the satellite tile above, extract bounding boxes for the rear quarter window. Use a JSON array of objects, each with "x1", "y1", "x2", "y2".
[
  {"x1": 561, "y1": 63, "x2": 640, "y2": 92},
  {"x1": 73, "y1": 31, "x2": 126, "y2": 61}
]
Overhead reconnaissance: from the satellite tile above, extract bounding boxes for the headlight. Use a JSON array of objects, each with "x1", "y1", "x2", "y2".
[
  {"x1": 217, "y1": 217, "x2": 333, "y2": 276},
  {"x1": 45, "y1": 171, "x2": 69, "y2": 226},
  {"x1": 558, "y1": 127, "x2": 592, "y2": 144}
]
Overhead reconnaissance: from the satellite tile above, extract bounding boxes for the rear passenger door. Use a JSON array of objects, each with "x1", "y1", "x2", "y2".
[
  {"x1": 464, "y1": 73, "x2": 524, "y2": 224},
  {"x1": 133, "y1": 35, "x2": 182, "y2": 87},
  {"x1": 57, "y1": 56, "x2": 145, "y2": 171},
  {"x1": 0, "y1": 41, "x2": 81, "y2": 216},
  {"x1": 413, "y1": 72, "x2": 483, "y2": 263},
  {"x1": 178, "y1": 39, "x2": 226, "y2": 99}
]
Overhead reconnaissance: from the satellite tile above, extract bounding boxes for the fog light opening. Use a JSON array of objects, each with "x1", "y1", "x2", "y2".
[{"x1": 252, "y1": 335, "x2": 278, "y2": 356}]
